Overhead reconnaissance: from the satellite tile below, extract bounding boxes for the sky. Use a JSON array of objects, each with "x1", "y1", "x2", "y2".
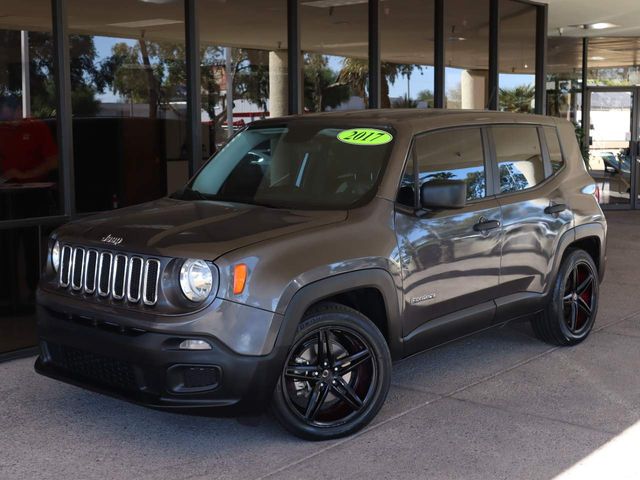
[{"x1": 93, "y1": 36, "x2": 535, "y2": 103}]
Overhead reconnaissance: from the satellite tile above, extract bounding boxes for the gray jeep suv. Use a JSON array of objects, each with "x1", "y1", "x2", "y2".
[{"x1": 35, "y1": 110, "x2": 606, "y2": 440}]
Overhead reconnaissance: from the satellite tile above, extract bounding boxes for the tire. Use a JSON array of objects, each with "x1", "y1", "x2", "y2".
[
  {"x1": 271, "y1": 302, "x2": 391, "y2": 440},
  {"x1": 532, "y1": 248, "x2": 599, "y2": 346}
]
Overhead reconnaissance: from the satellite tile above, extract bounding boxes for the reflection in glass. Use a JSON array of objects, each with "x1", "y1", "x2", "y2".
[
  {"x1": 380, "y1": 0, "x2": 435, "y2": 109},
  {"x1": 547, "y1": 36, "x2": 583, "y2": 126},
  {"x1": 302, "y1": 1, "x2": 368, "y2": 112},
  {"x1": 587, "y1": 91, "x2": 632, "y2": 206},
  {"x1": 414, "y1": 128, "x2": 486, "y2": 201},
  {"x1": 498, "y1": 0, "x2": 536, "y2": 112},
  {"x1": 444, "y1": 0, "x2": 489, "y2": 109},
  {"x1": 492, "y1": 126, "x2": 544, "y2": 193},
  {"x1": 0, "y1": 0, "x2": 59, "y2": 220}
]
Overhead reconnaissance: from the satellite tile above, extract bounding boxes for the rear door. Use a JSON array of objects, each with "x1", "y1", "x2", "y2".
[
  {"x1": 489, "y1": 124, "x2": 573, "y2": 316},
  {"x1": 395, "y1": 127, "x2": 502, "y2": 351}
]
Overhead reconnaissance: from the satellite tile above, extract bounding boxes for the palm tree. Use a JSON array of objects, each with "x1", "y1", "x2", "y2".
[{"x1": 499, "y1": 85, "x2": 535, "y2": 113}]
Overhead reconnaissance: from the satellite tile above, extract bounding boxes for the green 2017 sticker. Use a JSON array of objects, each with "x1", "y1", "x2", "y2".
[{"x1": 337, "y1": 128, "x2": 393, "y2": 146}]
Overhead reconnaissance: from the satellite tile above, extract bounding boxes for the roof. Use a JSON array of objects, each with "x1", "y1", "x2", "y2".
[{"x1": 255, "y1": 109, "x2": 565, "y2": 134}]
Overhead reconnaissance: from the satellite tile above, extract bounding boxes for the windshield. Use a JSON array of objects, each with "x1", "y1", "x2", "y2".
[{"x1": 179, "y1": 122, "x2": 395, "y2": 210}]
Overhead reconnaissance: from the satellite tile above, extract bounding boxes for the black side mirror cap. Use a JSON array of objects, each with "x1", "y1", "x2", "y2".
[{"x1": 420, "y1": 179, "x2": 467, "y2": 210}]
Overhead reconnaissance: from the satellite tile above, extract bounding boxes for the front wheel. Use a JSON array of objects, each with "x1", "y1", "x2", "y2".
[
  {"x1": 271, "y1": 303, "x2": 391, "y2": 440},
  {"x1": 532, "y1": 249, "x2": 599, "y2": 346}
]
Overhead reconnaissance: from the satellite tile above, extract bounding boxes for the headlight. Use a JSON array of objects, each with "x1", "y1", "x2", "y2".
[
  {"x1": 51, "y1": 241, "x2": 61, "y2": 272},
  {"x1": 179, "y1": 259, "x2": 213, "y2": 302}
]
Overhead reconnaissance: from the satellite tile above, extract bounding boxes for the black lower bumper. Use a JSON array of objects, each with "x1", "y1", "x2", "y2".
[{"x1": 35, "y1": 303, "x2": 286, "y2": 415}]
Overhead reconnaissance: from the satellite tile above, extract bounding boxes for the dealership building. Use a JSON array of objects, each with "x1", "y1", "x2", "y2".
[{"x1": 1, "y1": 0, "x2": 639, "y2": 356}]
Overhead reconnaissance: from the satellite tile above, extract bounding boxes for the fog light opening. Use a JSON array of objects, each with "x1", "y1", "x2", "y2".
[{"x1": 179, "y1": 339, "x2": 212, "y2": 350}]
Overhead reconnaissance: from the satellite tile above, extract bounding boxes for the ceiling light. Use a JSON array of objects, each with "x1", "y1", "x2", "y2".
[
  {"x1": 590, "y1": 56, "x2": 606, "y2": 61},
  {"x1": 569, "y1": 22, "x2": 619, "y2": 30},
  {"x1": 109, "y1": 18, "x2": 183, "y2": 28},
  {"x1": 448, "y1": 36, "x2": 467, "y2": 41}
]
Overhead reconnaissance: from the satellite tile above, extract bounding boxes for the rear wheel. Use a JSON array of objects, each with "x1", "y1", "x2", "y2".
[
  {"x1": 271, "y1": 303, "x2": 391, "y2": 440},
  {"x1": 532, "y1": 249, "x2": 599, "y2": 346}
]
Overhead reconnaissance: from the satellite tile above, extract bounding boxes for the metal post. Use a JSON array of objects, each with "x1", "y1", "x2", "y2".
[
  {"x1": 225, "y1": 47, "x2": 234, "y2": 137},
  {"x1": 287, "y1": 0, "x2": 301, "y2": 115},
  {"x1": 184, "y1": 0, "x2": 202, "y2": 177},
  {"x1": 534, "y1": 3, "x2": 548, "y2": 115},
  {"x1": 20, "y1": 31, "x2": 31, "y2": 118},
  {"x1": 51, "y1": 0, "x2": 75, "y2": 215},
  {"x1": 487, "y1": 0, "x2": 499, "y2": 110},
  {"x1": 368, "y1": 0, "x2": 380, "y2": 109},
  {"x1": 434, "y1": 0, "x2": 445, "y2": 108},
  {"x1": 581, "y1": 36, "x2": 588, "y2": 130}
]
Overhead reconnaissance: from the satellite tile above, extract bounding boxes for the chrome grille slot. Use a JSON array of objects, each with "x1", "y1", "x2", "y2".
[
  {"x1": 143, "y1": 259, "x2": 160, "y2": 306},
  {"x1": 112, "y1": 254, "x2": 128, "y2": 300},
  {"x1": 59, "y1": 245, "x2": 73, "y2": 287},
  {"x1": 71, "y1": 248, "x2": 85, "y2": 290},
  {"x1": 57, "y1": 244, "x2": 160, "y2": 306},
  {"x1": 98, "y1": 252, "x2": 113, "y2": 297},
  {"x1": 83, "y1": 250, "x2": 98, "y2": 294},
  {"x1": 127, "y1": 257, "x2": 144, "y2": 303}
]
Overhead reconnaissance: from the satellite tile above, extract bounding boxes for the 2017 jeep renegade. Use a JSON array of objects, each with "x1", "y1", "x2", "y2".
[{"x1": 35, "y1": 110, "x2": 606, "y2": 440}]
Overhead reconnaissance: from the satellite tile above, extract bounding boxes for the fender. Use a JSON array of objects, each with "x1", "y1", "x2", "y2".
[
  {"x1": 273, "y1": 269, "x2": 403, "y2": 360},
  {"x1": 494, "y1": 222, "x2": 606, "y2": 322}
]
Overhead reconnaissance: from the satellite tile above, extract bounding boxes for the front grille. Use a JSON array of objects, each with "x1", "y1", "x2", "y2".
[
  {"x1": 59, "y1": 244, "x2": 161, "y2": 306},
  {"x1": 47, "y1": 343, "x2": 138, "y2": 391}
]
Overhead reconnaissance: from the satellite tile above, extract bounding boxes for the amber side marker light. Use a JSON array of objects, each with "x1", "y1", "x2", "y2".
[{"x1": 233, "y1": 264, "x2": 248, "y2": 294}]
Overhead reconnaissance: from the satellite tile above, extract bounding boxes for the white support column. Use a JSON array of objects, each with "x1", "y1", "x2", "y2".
[
  {"x1": 269, "y1": 50, "x2": 288, "y2": 118},
  {"x1": 21, "y1": 30, "x2": 31, "y2": 118},
  {"x1": 461, "y1": 70, "x2": 488, "y2": 110}
]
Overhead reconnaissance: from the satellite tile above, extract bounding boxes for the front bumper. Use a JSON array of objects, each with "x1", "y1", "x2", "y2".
[{"x1": 35, "y1": 290, "x2": 288, "y2": 414}]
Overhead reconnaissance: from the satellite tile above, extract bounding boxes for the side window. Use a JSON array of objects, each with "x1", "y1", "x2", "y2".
[
  {"x1": 543, "y1": 126, "x2": 565, "y2": 174},
  {"x1": 414, "y1": 128, "x2": 486, "y2": 201},
  {"x1": 493, "y1": 126, "x2": 545, "y2": 194}
]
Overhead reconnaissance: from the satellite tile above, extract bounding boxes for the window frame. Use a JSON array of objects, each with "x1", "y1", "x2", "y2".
[
  {"x1": 486, "y1": 123, "x2": 555, "y2": 198},
  {"x1": 395, "y1": 125, "x2": 494, "y2": 210}
]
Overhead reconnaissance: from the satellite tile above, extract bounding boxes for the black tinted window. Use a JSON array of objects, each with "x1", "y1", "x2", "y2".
[
  {"x1": 544, "y1": 126, "x2": 564, "y2": 174},
  {"x1": 413, "y1": 128, "x2": 486, "y2": 201},
  {"x1": 493, "y1": 126, "x2": 544, "y2": 193}
]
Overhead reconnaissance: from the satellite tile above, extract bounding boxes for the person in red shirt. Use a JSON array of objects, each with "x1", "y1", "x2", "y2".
[{"x1": 0, "y1": 95, "x2": 58, "y2": 184}]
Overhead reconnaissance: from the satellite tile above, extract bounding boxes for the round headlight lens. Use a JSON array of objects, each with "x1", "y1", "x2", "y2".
[
  {"x1": 180, "y1": 259, "x2": 213, "y2": 302},
  {"x1": 51, "y1": 241, "x2": 61, "y2": 272}
]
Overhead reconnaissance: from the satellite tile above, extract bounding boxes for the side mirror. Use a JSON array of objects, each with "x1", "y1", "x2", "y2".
[{"x1": 420, "y1": 179, "x2": 467, "y2": 210}]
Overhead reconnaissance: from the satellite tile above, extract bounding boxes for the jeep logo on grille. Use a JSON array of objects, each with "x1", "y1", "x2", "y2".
[{"x1": 100, "y1": 234, "x2": 123, "y2": 246}]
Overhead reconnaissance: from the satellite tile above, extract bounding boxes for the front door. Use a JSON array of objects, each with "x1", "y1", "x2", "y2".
[
  {"x1": 395, "y1": 127, "x2": 502, "y2": 352},
  {"x1": 585, "y1": 88, "x2": 640, "y2": 209}
]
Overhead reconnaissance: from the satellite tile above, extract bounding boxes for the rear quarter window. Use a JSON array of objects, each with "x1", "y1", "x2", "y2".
[{"x1": 543, "y1": 126, "x2": 565, "y2": 174}]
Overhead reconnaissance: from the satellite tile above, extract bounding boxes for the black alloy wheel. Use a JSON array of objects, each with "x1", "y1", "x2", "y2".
[
  {"x1": 532, "y1": 249, "x2": 599, "y2": 346},
  {"x1": 272, "y1": 303, "x2": 391, "y2": 440}
]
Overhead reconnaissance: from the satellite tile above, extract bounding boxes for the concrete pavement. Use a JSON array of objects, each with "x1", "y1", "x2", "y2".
[{"x1": 2, "y1": 211, "x2": 640, "y2": 480}]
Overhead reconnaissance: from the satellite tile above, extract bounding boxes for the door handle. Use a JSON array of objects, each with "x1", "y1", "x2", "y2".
[
  {"x1": 544, "y1": 203, "x2": 568, "y2": 215},
  {"x1": 473, "y1": 218, "x2": 501, "y2": 232}
]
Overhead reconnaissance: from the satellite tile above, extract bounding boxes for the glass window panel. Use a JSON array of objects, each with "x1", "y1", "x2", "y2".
[
  {"x1": 414, "y1": 128, "x2": 486, "y2": 201},
  {"x1": 547, "y1": 36, "x2": 583, "y2": 126},
  {"x1": 493, "y1": 126, "x2": 544, "y2": 193},
  {"x1": 587, "y1": 38, "x2": 640, "y2": 86},
  {"x1": 66, "y1": 0, "x2": 187, "y2": 213},
  {"x1": 0, "y1": 0, "x2": 59, "y2": 220},
  {"x1": 444, "y1": 0, "x2": 490, "y2": 109},
  {"x1": 199, "y1": 0, "x2": 287, "y2": 162},
  {"x1": 544, "y1": 126, "x2": 565, "y2": 174},
  {"x1": 301, "y1": 1, "x2": 368, "y2": 112},
  {"x1": 380, "y1": 0, "x2": 435, "y2": 109},
  {"x1": 498, "y1": 0, "x2": 536, "y2": 113}
]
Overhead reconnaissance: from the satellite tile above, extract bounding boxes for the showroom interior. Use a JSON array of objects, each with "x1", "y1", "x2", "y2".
[{"x1": 1, "y1": 0, "x2": 640, "y2": 357}]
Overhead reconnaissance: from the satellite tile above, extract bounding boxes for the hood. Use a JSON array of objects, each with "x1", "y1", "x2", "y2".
[{"x1": 56, "y1": 198, "x2": 347, "y2": 259}]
